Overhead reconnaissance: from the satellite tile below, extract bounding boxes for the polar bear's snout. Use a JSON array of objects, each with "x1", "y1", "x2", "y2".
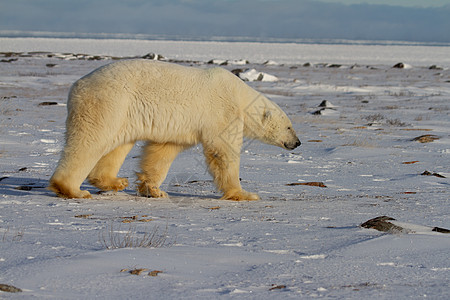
[{"x1": 284, "y1": 137, "x2": 301, "y2": 150}]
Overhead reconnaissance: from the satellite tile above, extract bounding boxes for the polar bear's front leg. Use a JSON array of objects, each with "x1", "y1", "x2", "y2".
[
  {"x1": 137, "y1": 142, "x2": 185, "y2": 198},
  {"x1": 203, "y1": 144, "x2": 259, "y2": 201},
  {"x1": 88, "y1": 142, "x2": 134, "y2": 192}
]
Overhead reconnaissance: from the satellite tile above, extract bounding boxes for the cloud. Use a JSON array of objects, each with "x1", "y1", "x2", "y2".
[{"x1": 1, "y1": 0, "x2": 449, "y2": 43}]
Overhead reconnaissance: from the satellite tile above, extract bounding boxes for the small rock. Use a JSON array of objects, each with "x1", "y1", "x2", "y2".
[
  {"x1": 38, "y1": 102, "x2": 58, "y2": 106},
  {"x1": 360, "y1": 216, "x2": 405, "y2": 233},
  {"x1": 429, "y1": 65, "x2": 443, "y2": 70},
  {"x1": 142, "y1": 53, "x2": 164, "y2": 60},
  {"x1": 0, "y1": 284, "x2": 22, "y2": 293},
  {"x1": 327, "y1": 64, "x2": 341, "y2": 68},
  {"x1": 412, "y1": 134, "x2": 439, "y2": 143},
  {"x1": 149, "y1": 270, "x2": 163, "y2": 277},
  {"x1": 393, "y1": 62, "x2": 405, "y2": 68},
  {"x1": 421, "y1": 171, "x2": 446, "y2": 178},
  {"x1": 318, "y1": 100, "x2": 337, "y2": 108},
  {"x1": 286, "y1": 182, "x2": 327, "y2": 188}
]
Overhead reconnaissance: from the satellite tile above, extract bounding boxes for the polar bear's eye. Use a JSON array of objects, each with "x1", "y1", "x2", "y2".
[{"x1": 287, "y1": 126, "x2": 291, "y2": 130}]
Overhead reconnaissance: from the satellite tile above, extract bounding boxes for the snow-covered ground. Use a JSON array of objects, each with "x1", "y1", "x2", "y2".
[{"x1": 0, "y1": 38, "x2": 449, "y2": 299}]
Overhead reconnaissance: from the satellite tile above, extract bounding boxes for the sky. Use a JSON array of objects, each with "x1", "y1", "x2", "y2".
[{"x1": 1, "y1": 0, "x2": 449, "y2": 43}]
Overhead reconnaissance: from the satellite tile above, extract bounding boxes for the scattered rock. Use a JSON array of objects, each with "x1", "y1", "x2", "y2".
[
  {"x1": 432, "y1": 227, "x2": 450, "y2": 234},
  {"x1": 421, "y1": 171, "x2": 446, "y2": 178},
  {"x1": 0, "y1": 58, "x2": 18, "y2": 63},
  {"x1": 149, "y1": 270, "x2": 163, "y2": 277},
  {"x1": 327, "y1": 64, "x2": 341, "y2": 68},
  {"x1": 46, "y1": 63, "x2": 57, "y2": 68},
  {"x1": 318, "y1": 100, "x2": 337, "y2": 108},
  {"x1": 142, "y1": 53, "x2": 164, "y2": 60},
  {"x1": 18, "y1": 167, "x2": 27, "y2": 171},
  {"x1": 429, "y1": 65, "x2": 443, "y2": 70},
  {"x1": 312, "y1": 100, "x2": 338, "y2": 115},
  {"x1": 129, "y1": 268, "x2": 149, "y2": 275},
  {"x1": 402, "y1": 161, "x2": 419, "y2": 164},
  {"x1": 303, "y1": 62, "x2": 311, "y2": 67},
  {"x1": 14, "y1": 186, "x2": 32, "y2": 191},
  {"x1": 0, "y1": 284, "x2": 22, "y2": 293},
  {"x1": 360, "y1": 216, "x2": 405, "y2": 233},
  {"x1": 286, "y1": 182, "x2": 327, "y2": 188},
  {"x1": 263, "y1": 60, "x2": 278, "y2": 65},
  {"x1": 412, "y1": 134, "x2": 439, "y2": 143},
  {"x1": 237, "y1": 69, "x2": 278, "y2": 82},
  {"x1": 207, "y1": 59, "x2": 227, "y2": 65},
  {"x1": 231, "y1": 68, "x2": 245, "y2": 76},
  {"x1": 361, "y1": 216, "x2": 450, "y2": 234},
  {"x1": 38, "y1": 101, "x2": 58, "y2": 106},
  {"x1": 269, "y1": 284, "x2": 287, "y2": 291},
  {"x1": 392, "y1": 62, "x2": 412, "y2": 69},
  {"x1": 74, "y1": 214, "x2": 93, "y2": 219}
]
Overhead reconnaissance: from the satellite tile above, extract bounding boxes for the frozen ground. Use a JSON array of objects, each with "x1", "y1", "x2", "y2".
[{"x1": 0, "y1": 39, "x2": 449, "y2": 299}]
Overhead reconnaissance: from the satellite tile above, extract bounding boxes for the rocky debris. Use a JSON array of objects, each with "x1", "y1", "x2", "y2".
[
  {"x1": 234, "y1": 68, "x2": 278, "y2": 82},
  {"x1": 141, "y1": 53, "x2": 165, "y2": 60},
  {"x1": 360, "y1": 216, "x2": 404, "y2": 233},
  {"x1": 312, "y1": 100, "x2": 337, "y2": 115},
  {"x1": 0, "y1": 284, "x2": 22, "y2": 293},
  {"x1": 392, "y1": 62, "x2": 412, "y2": 69},
  {"x1": 263, "y1": 60, "x2": 278, "y2": 65},
  {"x1": 421, "y1": 171, "x2": 446, "y2": 178},
  {"x1": 286, "y1": 182, "x2": 327, "y2": 188},
  {"x1": 207, "y1": 59, "x2": 248, "y2": 65},
  {"x1": 38, "y1": 101, "x2": 59, "y2": 106},
  {"x1": 429, "y1": 65, "x2": 443, "y2": 70},
  {"x1": 412, "y1": 134, "x2": 439, "y2": 143},
  {"x1": 0, "y1": 58, "x2": 18, "y2": 63},
  {"x1": 361, "y1": 216, "x2": 450, "y2": 234},
  {"x1": 327, "y1": 64, "x2": 342, "y2": 68}
]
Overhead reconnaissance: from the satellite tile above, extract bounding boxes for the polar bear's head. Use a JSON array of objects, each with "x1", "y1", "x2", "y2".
[{"x1": 260, "y1": 107, "x2": 301, "y2": 150}]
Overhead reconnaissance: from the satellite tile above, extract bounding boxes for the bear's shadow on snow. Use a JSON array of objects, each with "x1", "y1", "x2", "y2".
[{"x1": 0, "y1": 176, "x2": 52, "y2": 197}]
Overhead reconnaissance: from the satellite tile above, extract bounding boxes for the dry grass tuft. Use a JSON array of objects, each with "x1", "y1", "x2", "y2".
[{"x1": 99, "y1": 223, "x2": 172, "y2": 250}]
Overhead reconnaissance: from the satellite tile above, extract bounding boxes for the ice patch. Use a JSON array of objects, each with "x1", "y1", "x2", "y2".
[
  {"x1": 40, "y1": 139, "x2": 57, "y2": 144},
  {"x1": 299, "y1": 254, "x2": 327, "y2": 260}
]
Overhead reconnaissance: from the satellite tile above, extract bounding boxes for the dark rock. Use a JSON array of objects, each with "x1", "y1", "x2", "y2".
[
  {"x1": 38, "y1": 102, "x2": 58, "y2": 106},
  {"x1": 412, "y1": 134, "x2": 439, "y2": 143},
  {"x1": 432, "y1": 227, "x2": 450, "y2": 234},
  {"x1": 0, "y1": 284, "x2": 22, "y2": 293},
  {"x1": 360, "y1": 216, "x2": 404, "y2": 233},
  {"x1": 328, "y1": 64, "x2": 341, "y2": 68},
  {"x1": 421, "y1": 171, "x2": 446, "y2": 178},
  {"x1": 393, "y1": 62, "x2": 405, "y2": 68},
  {"x1": 231, "y1": 68, "x2": 245, "y2": 76},
  {"x1": 0, "y1": 58, "x2": 18, "y2": 63},
  {"x1": 142, "y1": 53, "x2": 164, "y2": 60},
  {"x1": 429, "y1": 65, "x2": 443, "y2": 70}
]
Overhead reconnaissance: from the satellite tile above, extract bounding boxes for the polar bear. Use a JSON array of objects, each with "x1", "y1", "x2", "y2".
[{"x1": 49, "y1": 60, "x2": 300, "y2": 200}]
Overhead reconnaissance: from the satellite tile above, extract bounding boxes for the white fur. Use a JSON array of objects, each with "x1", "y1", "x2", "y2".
[{"x1": 49, "y1": 60, "x2": 300, "y2": 200}]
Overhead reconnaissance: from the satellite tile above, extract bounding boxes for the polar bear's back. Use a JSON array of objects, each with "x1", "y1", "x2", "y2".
[{"x1": 67, "y1": 60, "x2": 242, "y2": 145}]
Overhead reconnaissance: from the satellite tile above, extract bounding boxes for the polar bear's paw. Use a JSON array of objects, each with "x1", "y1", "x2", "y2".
[
  {"x1": 138, "y1": 184, "x2": 169, "y2": 198},
  {"x1": 89, "y1": 177, "x2": 129, "y2": 192},
  {"x1": 222, "y1": 190, "x2": 260, "y2": 201}
]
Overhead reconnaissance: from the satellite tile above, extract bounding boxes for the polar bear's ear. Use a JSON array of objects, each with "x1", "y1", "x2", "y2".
[{"x1": 263, "y1": 110, "x2": 272, "y2": 123}]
